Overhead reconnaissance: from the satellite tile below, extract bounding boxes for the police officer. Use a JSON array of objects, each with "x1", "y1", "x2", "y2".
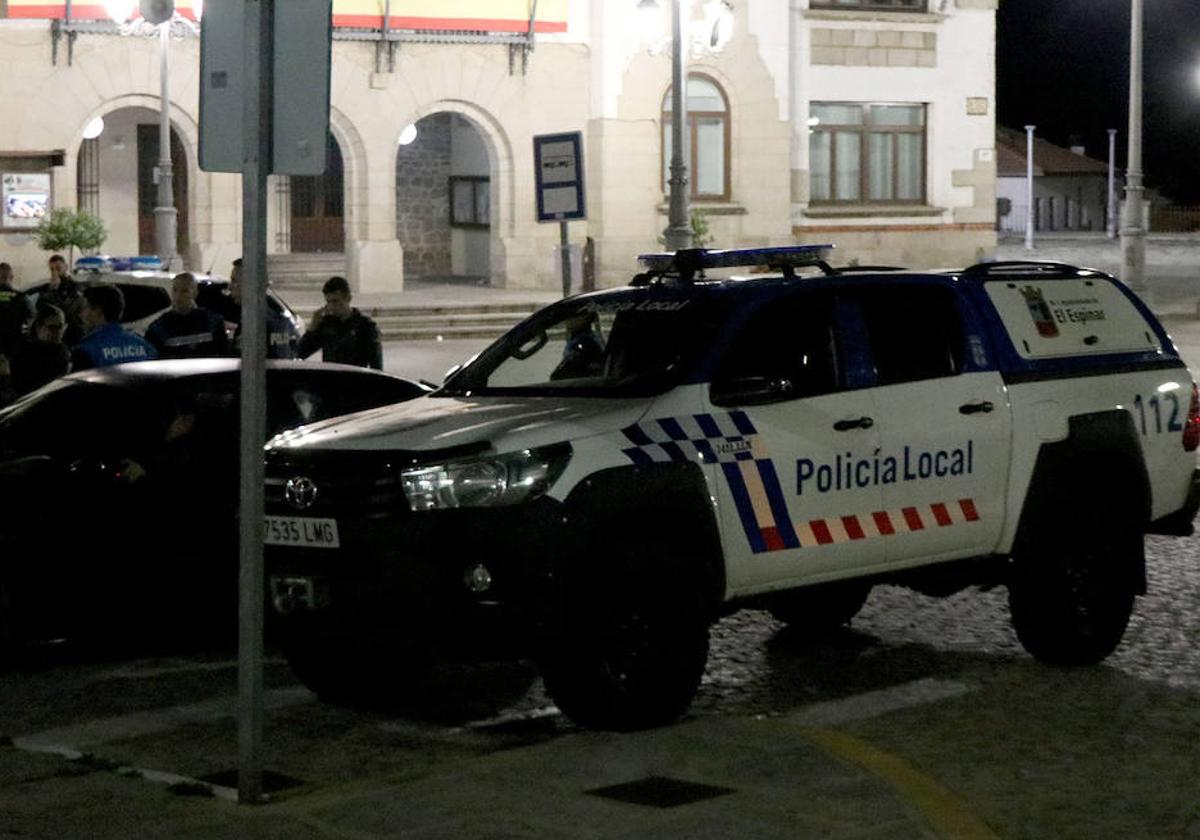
[
  {"x1": 296, "y1": 276, "x2": 382, "y2": 369},
  {"x1": 71, "y1": 283, "x2": 158, "y2": 370},
  {"x1": 228, "y1": 258, "x2": 296, "y2": 359},
  {"x1": 35, "y1": 254, "x2": 84, "y2": 345},
  {"x1": 145, "y1": 272, "x2": 230, "y2": 359},
  {"x1": 0, "y1": 262, "x2": 34, "y2": 358}
]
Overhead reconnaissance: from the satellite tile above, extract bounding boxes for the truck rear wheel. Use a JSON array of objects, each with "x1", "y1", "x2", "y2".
[
  {"x1": 539, "y1": 539, "x2": 711, "y2": 731},
  {"x1": 1008, "y1": 507, "x2": 1139, "y2": 666},
  {"x1": 767, "y1": 581, "x2": 871, "y2": 634}
]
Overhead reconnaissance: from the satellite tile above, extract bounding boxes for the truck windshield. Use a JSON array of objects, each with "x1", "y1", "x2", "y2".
[{"x1": 440, "y1": 292, "x2": 730, "y2": 397}]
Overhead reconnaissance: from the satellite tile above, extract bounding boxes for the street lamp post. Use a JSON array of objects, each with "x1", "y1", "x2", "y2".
[
  {"x1": 1121, "y1": 0, "x2": 1147, "y2": 294},
  {"x1": 155, "y1": 20, "x2": 178, "y2": 268},
  {"x1": 1107, "y1": 128, "x2": 1118, "y2": 239},
  {"x1": 663, "y1": 0, "x2": 691, "y2": 252},
  {"x1": 1024, "y1": 125, "x2": 1036, "y2": 251}
]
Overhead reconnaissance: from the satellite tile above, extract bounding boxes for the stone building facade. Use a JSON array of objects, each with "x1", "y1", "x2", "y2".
[{"x1": 0, "y1": 0, "x2": 998, "y2": 293}]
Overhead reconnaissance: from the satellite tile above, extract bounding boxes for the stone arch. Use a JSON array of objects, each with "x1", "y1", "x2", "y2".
[
  {"x1": 393, "y1": 99, "x2": 514, "y2": 284},
  {"x1": 68, "y1": 94, "x2": 202, "y2": 264},
  {"x1": 329, "y1": 106, "x2": 368, "y2": 245}
]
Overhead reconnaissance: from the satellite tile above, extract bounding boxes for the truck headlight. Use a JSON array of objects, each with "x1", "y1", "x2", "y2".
[{"x1": 400, "y1": 443, "x2": 571, "y2": 511}]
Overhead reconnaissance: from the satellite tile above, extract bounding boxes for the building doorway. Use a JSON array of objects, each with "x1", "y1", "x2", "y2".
[
  {"x1": 396, "y1": 113, "x2": 491, "y2": 282},
  {"x1": 289, "y1": 133, "x2": 345, "y2": 253}
]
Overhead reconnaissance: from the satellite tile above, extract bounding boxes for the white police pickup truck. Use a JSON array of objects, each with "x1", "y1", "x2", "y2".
[{"x1": 263, "y1": 247, "x2": 1200, "y2": 730}]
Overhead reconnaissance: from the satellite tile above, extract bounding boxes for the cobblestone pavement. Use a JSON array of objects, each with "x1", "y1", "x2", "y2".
[{"x1": 3, "y1": 529, "x2": 1199, "y2": 838}]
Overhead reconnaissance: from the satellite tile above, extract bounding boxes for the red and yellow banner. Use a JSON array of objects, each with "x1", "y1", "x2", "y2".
[{"x1": 3, "y1": 0, "x2": 568, "y2": 32}]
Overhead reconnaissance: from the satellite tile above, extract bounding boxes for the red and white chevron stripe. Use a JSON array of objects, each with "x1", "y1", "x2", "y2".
[{"x1": 794, "y1": 498, "x2": 980, "y2": 547}]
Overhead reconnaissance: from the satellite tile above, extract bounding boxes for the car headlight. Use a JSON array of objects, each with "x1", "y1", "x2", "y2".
[{"x1": 400, "y1": 443, "x2": 571, "y2": 511}]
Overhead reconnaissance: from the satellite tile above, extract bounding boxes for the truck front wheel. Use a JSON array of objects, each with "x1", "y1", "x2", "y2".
[
  {"x1": 539, "y1": 540, "x2": 711, "y2": 731},
  {"x1": 1008, "y1": 508, "x2": 1139, "y2": 666}
]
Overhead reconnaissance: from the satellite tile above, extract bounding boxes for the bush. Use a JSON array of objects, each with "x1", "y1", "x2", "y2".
[{"x1": 35, "y1": 209, "x2": 107, "y2": 265}]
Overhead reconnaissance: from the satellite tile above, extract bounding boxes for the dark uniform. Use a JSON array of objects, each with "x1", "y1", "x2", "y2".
[
  {"x1": 0, "y1": 284, "x2": 34, "y2": 358},
  {"x1": 71, "y1": 322, "x2": 158, "y2": 370},
  {"x1": 34, "y1": 276, "x2": 85, "y2": 346},
  {"x1": 232, "y1": 308, "x2": 297, "y2": 359},
  {"x1": 145, "y1": 306, "x2": 230, "y2": 359},
  {"x1": 296, "y1": 309, "x2": 382, "y2": 369},
  {"x1": 9, "y1": 337, "x2": 70, "y2": 396}
]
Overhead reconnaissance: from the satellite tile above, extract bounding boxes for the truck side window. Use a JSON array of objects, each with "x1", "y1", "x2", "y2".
[
  {"x1": 712, "y1": 295, "x2": 840, "y2": 403},
  {"x1": 856, "y1": 286, "x2": 964, "y2": 385}
]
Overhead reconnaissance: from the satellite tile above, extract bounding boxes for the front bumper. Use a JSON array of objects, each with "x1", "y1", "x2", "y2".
[{"x1": 264, "y1": 496, "x2": 570, "y2": 659}]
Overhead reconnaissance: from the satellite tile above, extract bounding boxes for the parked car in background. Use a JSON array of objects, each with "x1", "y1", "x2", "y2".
[
  {"x1": 23, "y1": 256, "x2": 304, "y2": 354},
  {"x1": 0, "y1": 358, "x2": 429, "y2": 663}
]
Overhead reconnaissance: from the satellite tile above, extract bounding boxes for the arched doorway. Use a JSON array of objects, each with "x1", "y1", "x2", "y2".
[
  {"x1": 73, "y1": 107, "x2": 189, "y2": 257},
  {"x1": 289, "y1": 133, "x2": 345, "y2": 253},
  {"x1": 395, "y1": 113, "x2": 491, "y2": 282}
]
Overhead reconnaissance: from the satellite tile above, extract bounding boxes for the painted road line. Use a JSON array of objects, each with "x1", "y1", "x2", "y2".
[
  {"x1": 801, "y1": 728, "x2": 1000, "y2": 840},
  {"x1": 789, "y1": 677, "x2": 973, "y2": 727},
  {"x1": 446, "y1": 705, "x2": 562, "y2": 733},
  {"x1": 12, "y1": 686, "x2": 314, "y2": 751}
]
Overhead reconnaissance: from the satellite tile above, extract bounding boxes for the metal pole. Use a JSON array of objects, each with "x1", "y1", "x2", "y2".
[
  {"x1": 238, "y1": 0, "x2": 273, "y2": 807},
  {"x1": 1121, "y1": 0, "x2": 1147, "y2": 294},
  {"x1": 1106, "y1": 129, "x2": 1118, "y2": 239},
  {"x1": 559, "y1": 221, "x2": 571, "y2": 297},
  {"x1": 155, "y1": 21, "x2": 179, "y2": 268},
  {"x1": 1024, "y1": 125, "x2": 1036, "y2": 251},
  {"x1": 663, "y1": 0, "x2": 691, "y2": 251}
]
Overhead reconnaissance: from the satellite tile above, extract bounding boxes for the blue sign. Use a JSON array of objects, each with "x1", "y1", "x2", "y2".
[{"x1": 534, "y1": 131, "x2": 586, "y2": 223}]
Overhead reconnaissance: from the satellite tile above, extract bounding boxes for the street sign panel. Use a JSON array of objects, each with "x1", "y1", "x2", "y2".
[
  {"x1": 534, "y1": 131, "x2": 586, "y2": 222},
  {"x1": 199, "y1": 0, "x2": 332, "y2": 175}
]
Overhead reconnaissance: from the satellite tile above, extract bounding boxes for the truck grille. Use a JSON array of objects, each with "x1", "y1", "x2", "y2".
[{"x1": 265, "y1": 450, "x2": 408, "y2": 515}]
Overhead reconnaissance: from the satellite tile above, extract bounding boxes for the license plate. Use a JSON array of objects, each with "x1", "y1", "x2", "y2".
[{"x1": 263, "y1": 516, "x2": 340, "y2": 549}]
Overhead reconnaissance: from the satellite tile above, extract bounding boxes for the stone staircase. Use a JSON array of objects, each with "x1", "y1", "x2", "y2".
[
  {"x1": 268, "y1": 253, "x2": 347, "y2": 291},
  {"x1": 290, "y1": 300, "x2": 545, "y2": 342}
]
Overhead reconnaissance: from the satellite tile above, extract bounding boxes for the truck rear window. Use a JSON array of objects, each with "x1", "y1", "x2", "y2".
[{"x1": 984, "y1": 278, "x2": 1160, "y2": 359}]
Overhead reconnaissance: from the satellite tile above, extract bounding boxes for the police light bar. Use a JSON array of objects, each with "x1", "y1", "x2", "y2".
[
  {"x1": 74, "y1": 255, "x2": 165, "y2": 272},
  {"x1": 637, "y1": 245, "x2": 835, "y2": 274}
]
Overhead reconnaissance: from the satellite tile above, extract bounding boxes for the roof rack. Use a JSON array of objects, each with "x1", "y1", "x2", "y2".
[
  {"x1": 960, "y1": 260, "x2": 1105, "y2": 279},
  {"x1": 633, "y1": 245, "x2": 835, "y2": 285}
]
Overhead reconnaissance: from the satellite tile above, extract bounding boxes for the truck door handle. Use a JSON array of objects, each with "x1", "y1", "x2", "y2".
[
  {"x1": 959, "y1": 401, "x2": 995, "y2": 415},
  {"x1": 834, "y1": 416, "x2": 874, "y2": 431}
]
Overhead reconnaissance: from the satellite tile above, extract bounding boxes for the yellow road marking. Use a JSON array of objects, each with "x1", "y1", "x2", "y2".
[{"x1": 800, "y1": 727, "x2": 1000, "y2": 840}]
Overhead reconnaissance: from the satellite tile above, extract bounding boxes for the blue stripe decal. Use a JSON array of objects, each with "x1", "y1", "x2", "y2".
[
  {"x1": 659, "y1": 441, "x2": 688, "y2": 463},
  {"x1": 730, "y1": 411, "x2": 757, "y2": 436},
  {"x1": 721, "y1": 462, "x2": 767, "y2": 554},
  {"x1": 658, "y1": 417, "x2": 689, "y2": 441},
  {"x1": 755, "y1": 458, "x2": 800, "y2": 549},
  {"x1": 623, "y1": 447, "x2": 654, "y2": 466},
  {"x1": 623, "y1": 424, "x2": 653, "y2": 446},
  {"x1": 734, "y1": 451, "x2": 754, "y2": 462},
  {"x1": 693, "y1": 439, "x2": 717, "y2": 464},
  {"x1": 695, "y1": 413, "x2": 722, "y2": 439}
]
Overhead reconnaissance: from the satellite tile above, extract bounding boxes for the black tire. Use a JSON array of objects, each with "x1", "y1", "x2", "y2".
[
  {"x1": 1008, "y1": 506, "x2": 1140, "y2": 666},
  {"x1": 766, "y1": 580, "x2": 872, "y2": 634},
  {"x1": 538, "y1": 542, "x2": 712, "y2": 731}
]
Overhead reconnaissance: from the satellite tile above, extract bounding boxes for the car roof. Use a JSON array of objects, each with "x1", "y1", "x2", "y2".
[
  {"x1": 74, "y1": 271, "x2": 227, "y2": 287},
  {"x1": 64, "y1": 358, "x2": 417, "y2": 388}
]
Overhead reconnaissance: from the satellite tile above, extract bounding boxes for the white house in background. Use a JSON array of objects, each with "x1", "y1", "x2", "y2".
[
  {"x1": 0, "y1": 0, "x2": 999, "y2": 292},
  {"x1": 996, "y1": 126, "x2": 1113, "y2": 236}
]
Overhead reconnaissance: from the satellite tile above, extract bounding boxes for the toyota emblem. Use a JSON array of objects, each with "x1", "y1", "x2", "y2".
[{"x1": 284, "y1": 476, "x2": 319, "y2": 510}]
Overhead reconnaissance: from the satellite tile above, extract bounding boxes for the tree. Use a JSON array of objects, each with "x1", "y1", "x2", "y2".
[{"x1": 35, "y1": 209, "x2": 107, "y2": 266}]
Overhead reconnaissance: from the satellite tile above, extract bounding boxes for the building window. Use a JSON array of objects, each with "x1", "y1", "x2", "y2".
[
  {"x1": 809, "y1": 102, "x2": 926, "y2": 204},
  {"x1": 810, "y1": 0, "x2": 927, "y2": 11},
  {"x1": 662, "y1": 75, "x2": 730, "y2": 201},
  {"x1": 449, "y1": 176, "x2": 490, "y2": 228}
]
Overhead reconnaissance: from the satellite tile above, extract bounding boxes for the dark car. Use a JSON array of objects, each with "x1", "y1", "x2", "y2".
[{"x1": 0, "y1": 359, "x2": 429, "y2": 661}]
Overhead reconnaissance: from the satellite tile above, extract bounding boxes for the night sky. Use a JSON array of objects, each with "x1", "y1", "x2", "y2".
[{"x1": 997, "y1": 0, "x2": 1200, "y2": 203}]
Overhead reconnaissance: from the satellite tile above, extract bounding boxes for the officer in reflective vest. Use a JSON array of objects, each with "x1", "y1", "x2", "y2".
[{"x1": 145, "y1": 272, "x2": 230, "y2": 359}]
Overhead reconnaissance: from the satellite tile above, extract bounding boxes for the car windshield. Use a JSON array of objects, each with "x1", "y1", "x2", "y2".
[{"x1": 441, "y1": 290, "x2": 731, "y2": 397}]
